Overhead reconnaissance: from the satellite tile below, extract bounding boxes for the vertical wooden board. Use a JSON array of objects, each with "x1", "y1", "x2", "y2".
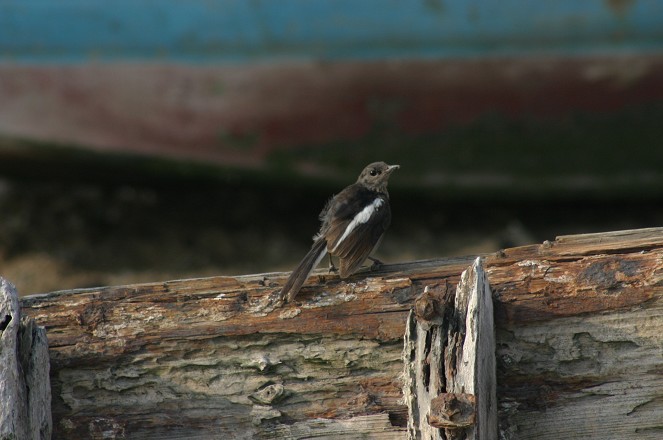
[
  {"x1": 405, "y1": 258, "x2": 496, "y2": 439},
  {"x1": 403, "y1": 309, "x2": 445, "y2": 440},
  {"x1": 21, "y1": 319, "x2": 52, "y2": 440},
  {"x1": 448, "y1": 257, "x2": 497, "y2": 439},
  {"x1": 0, "y1": 277, "x2": 29, "y2": 439},
  {"x1": 0, "y1": 277, "x2": 52, "y2": 440}
]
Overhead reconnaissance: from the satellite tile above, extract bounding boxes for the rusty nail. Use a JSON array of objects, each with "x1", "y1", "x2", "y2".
[
  {"x1": 428, "y1": 392, "x2": 476, "y2": 429},
  {"x1": 414, "y1": 287, "x2": 437, "y2": 321}
]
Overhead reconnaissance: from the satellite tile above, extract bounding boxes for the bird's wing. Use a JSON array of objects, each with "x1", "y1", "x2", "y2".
[
  {"x1": 336, "y1": 215, "x2": 389, "y2": 278},
  {"x1": 324, "y1": 186, "x2": 391, "y2": 277}
]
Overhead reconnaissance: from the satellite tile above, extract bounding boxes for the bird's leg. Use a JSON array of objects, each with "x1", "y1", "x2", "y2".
[
  {"x1": 328, "y1": 254, "x2": 338, "y2": 273},
  {"x1": 368, "y1": 256, "x2": 384, "y2": 270}
]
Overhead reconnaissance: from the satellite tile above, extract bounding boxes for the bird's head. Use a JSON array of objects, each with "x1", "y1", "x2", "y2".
[{"x1": 357, "y1": 162, "x2": 400, "y2": 192}]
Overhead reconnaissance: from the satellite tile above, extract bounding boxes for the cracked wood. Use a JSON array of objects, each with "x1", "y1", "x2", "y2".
[{"x1": 19, "y1": 227, "x2": 663, "y2": 439}]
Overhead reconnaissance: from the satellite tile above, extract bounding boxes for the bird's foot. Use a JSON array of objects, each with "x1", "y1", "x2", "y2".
[
  {"x1": 328, "y1": 255, "x2": 338, "y2": 273},
  {"x1": 368, "y1": 256, "x2": 384, "y2": 271}
]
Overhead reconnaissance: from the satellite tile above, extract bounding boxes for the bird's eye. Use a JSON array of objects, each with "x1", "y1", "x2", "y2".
[{"x1": 370, "y1": 169, "x2": 380, "y2": 176}]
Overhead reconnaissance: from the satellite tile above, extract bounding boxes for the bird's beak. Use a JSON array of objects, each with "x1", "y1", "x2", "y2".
[{"x1": 386, "y1": 164, "x2": 400, "y2": 173}]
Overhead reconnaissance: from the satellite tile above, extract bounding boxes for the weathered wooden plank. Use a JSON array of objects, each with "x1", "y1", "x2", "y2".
[
  {"x1": 496, "y1": 304, "x2": 663, "y2": 440},
  {"x1": 403, "y1": 258, "x2": 496, "y2": 440},
  {"x1": 497, "y1": 226, "x2": 663, "y2": 260},
  {"x1": 486, "y1": 228, "x2": 663, "y2": 439},
  {"x1": 487, "y1": 246, "x2": 662, "y2": 323},
  {"x1": 22, "y1": 270, "x2": 435, "y2": 439},
  {"x1": 257, "y1": 413, "x2": 405, "y2": 440},
  {"x1": 402, "y1": 292, "x2": 445, "y2": 440},
  {"x1": 0, "y1": 277, "x2": 52, "y2": 440},
  {"x1": 18, "y1": 227, "x2": 663, "y2": 439},
  {"x1": 444, "y1": 258, "x2": 496, "y2": 439}
]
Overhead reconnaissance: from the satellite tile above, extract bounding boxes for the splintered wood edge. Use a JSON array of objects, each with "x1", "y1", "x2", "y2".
[
  {"x1": 0, "y1": 278, "x2": 52, "y2": 440},
  {"x1": 495, "y1": 227, "x2": 663, "y2": 261},
  {"x1": 22, "y1": 255, "x2": 478, "y2": 301},
  {"x1": 554, "y1": 227, "x2": 663, "y2": 243},
  {"x1": 447, "y1": 258, "x2": 497, "y2": 440},
  {"x1": 20, "y1": 227, "x2": 663, "y2": 305},
  {"x1": 19, "y1": 227, "x2": 663, "y2": 357},
  {"x1": 472, "y1": 258, "x2": 497, "y2": 440}
]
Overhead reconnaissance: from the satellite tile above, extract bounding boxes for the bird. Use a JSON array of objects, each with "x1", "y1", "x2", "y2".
[{"x1": 280, "y1": 161, "x2": 399, "y2": 302}]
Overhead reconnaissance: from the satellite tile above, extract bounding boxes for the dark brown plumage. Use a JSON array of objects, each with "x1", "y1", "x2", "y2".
[{"x1": 280, "y1": 162, "x2": 399, "y2": 302}]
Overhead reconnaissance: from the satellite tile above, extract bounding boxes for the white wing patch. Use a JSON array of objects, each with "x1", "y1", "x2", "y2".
[
  {"x1": 331, "y1": 198, "x2": 384, "y2": 252},
  {"x1": 310, "y1": 245, "x2": 328, "y2": 272}
]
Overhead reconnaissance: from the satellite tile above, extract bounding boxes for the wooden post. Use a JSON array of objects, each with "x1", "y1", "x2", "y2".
[
  {"x1": 17, "y1": 227, "x2": 663, "y2": 439},
  {"x1": 403, "y1": 258, "x2": 496, "y2": 440},
  {"x1": 444, "y1": 258, "x2": 496, "y2": 440},
  {"x1": 0, "y1": 277, "x2": 52, "y2": 440}
]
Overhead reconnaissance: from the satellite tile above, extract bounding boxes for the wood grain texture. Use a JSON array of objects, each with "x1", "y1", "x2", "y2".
[
  {"x1": 21, "y1": 264, "x2": 461, "y2": 439},
  {"x1": 403, "y1": 303, "x2": 445, "y2": 440},
  {"x1": 486, "y1": 228, "x2": 663, "y2": 439},
  {"x1": 404, "y1": 258, "x2": 496, "y2": 440},
  {"x1": 19, "y1": 228, "x2": 663, "y2": 439},
  {"x1": 1, "y1": 277, "x2": 52, "y2": 440},
  {"x1": 446, "y1": 258, "x2": 496, "y2": 440}
]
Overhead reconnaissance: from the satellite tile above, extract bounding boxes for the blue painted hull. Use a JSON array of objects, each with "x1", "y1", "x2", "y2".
[{"x1": 1, "y1": 0, "x2": 662, "y2": 62}]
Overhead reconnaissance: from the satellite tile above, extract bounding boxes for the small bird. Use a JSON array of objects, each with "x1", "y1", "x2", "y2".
[{"x1": 280, "y1": 161, "x2": 399, "y2": 302}]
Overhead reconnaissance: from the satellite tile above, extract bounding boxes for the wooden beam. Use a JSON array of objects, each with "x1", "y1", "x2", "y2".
[
  {"x1": 486, "y1": 229, "x2": 663, "y2": 440},
  {"x1": 19, "y1": 227, "x2": 663, "y2": 439}
]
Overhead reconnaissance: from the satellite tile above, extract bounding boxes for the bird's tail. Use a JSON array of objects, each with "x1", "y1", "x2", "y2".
[{"x1": 280, "y1": 239, "x2": 327, "y2": 302}]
